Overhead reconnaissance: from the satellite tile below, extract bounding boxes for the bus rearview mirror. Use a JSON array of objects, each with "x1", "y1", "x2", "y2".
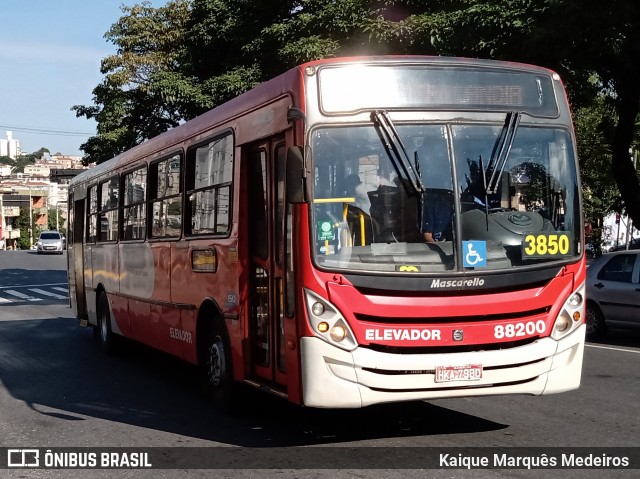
[{"x1": 286, "y1": 146, "x2": 306, "y2": 204}]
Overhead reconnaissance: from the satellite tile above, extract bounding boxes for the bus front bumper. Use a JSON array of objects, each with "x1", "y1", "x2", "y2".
[{"x1": 300, "y1": 324, "x2": 585, "y2": 408}]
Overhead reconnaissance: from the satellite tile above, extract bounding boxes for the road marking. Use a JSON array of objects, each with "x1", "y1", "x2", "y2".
[
  {"x1": 4, "y1": 290, "x2": 42, "y2": 302},
  {"x1": 30, "y1": 288, "x2": 68, "y2": 300},
  {"x1": 586, "y1": 344, "x2": 640, "y2": 354},
  {"x1": 0, "y1": 282, "x2": 67, "y2": 290},
  {"x1": 0, "y1": 285, "x2": 69, "y2": 304}
]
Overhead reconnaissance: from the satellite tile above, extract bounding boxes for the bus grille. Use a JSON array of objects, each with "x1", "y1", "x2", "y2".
[
  {"x1": 363, "y1": 337, "x2": 538, "y2": 354},
  {"x1": 354, "y1": 306, "x2": 550, "y2": 325}
]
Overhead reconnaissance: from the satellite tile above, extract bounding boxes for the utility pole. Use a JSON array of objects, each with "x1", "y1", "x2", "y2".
[
  {"x1": 28, "y1": 189, "x2": 33, "y2": 248},
  {"x1": 624, "y1": 148, "x2": 638, "y2": 249},
  {"x1": 0, "y1": 193, "x2": 4, "y2": 250}
]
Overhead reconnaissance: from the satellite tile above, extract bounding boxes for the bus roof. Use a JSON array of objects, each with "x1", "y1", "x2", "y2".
[{"x1": 71, "y1": 55, "x2": 560, "y2": 186}]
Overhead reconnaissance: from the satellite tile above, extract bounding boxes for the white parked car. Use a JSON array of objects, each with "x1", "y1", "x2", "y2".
[{"x1": 36, "y1": 231, "x2": 65, "y2": 255}]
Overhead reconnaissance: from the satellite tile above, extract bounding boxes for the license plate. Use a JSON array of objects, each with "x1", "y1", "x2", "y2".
[{"x1": 435, "y1": 364, "x2": 483, "y2": 383}]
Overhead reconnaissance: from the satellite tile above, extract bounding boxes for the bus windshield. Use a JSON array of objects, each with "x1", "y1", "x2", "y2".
[{"x1": 310, "y1": 121, "x2": 580, "y2": 273}]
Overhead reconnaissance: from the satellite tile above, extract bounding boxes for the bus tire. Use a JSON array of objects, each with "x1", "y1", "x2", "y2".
[
  {"x1": 97, "y1": 291, "x2": 116, "y2": 354},
  {"x1": 201, "y1": 329, "x2": 235, "y2": 411}
]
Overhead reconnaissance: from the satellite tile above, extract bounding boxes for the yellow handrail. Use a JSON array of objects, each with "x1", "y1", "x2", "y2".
[{"x1": 314, "y1": 197, "x2": 355, "y2": 204}]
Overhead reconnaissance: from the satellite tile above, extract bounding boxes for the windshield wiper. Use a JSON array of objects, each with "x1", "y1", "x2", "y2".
[
  {"x1": 486, "y1": 111, "x2": 521, "y2": 194},
  {"x1": 371, "y1": 110, "x2": 425, "y2": 195}
]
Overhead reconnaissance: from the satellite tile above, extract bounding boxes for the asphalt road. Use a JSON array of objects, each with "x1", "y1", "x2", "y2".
[{"x1": 0, "y1": 250, "x2": 638, "y2": 479}]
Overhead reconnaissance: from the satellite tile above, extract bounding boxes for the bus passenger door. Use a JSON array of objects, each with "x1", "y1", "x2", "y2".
[
  {"x1": 247, "y1": 138, "x2": 289, "y2": 388},
  {"x1": 69, "y1": 194, "x2": 87, "y2": 320}
]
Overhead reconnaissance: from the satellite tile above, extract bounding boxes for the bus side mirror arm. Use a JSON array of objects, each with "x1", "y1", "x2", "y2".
[{"x1": 286, "y1": 146, "x2": 307, "y2": 204}]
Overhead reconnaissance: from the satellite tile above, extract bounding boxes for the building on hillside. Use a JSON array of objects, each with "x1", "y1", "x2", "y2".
[
  {"x1": 0, "y1": 131, "x2": 21, "y2": 159},
  {"x1": 0, "y1": 179, "x2": 64, "y2": 241},
  {"x1": 50, "y1": 155, "x2": 84, "y2": 168},
  {"x1": 24, "y1": 155, "x2": 86, "y2": 178},
  {"x1": 0, "y1": 163, "x2": 12, "y2": 177},
  {"x1": 0, "y1": 163, "x2": 84, "y2": 232},
  {"x1": 0, "y1": 193, "x2": 23, "y2": 250},
  {"x1": 24, "y1": 163, "x2": 52, "y2": 177},
  {"x1": 50, "y1": 168, "x2": 86, "y2": 185}
]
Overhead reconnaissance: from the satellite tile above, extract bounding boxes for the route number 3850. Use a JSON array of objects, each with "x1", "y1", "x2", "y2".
[{"x1": 523, "y1": 233, "x2": 571, "y2": 257}]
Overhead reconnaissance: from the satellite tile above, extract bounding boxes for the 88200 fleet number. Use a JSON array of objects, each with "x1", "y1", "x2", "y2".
[{"x1": 494, "y1": 320, "x2": 546, "y2": 339}]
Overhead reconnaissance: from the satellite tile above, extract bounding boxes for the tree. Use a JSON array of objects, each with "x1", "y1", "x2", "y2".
[
  {"x1": 47, "y1": 207, "x2": 61, "y2": 231},
  {"x1": 2, "y1": 148, "x2": 49, "y2": 173},
  {"x1": 76, "y1": 0, "x2": 639, "y2": 228},
  {"x1": 12, "y1": 207, "x2": 39, "y2": 250},
  {"x1": 362, "y1": 0, "x2": 640, "y2": 229},
  {"x1": 31, "y1": 147, "x2": 51, "y2": 159},
  {"x1": 528, "y1": 0, "x2": 640, "y2": 233},
  {"x1": 573, "y1": 97, "x2": 620, "y2": 254},
  {"x1": 0, "y1": 155, "x2": 14, "y2": 166},
  {"x1": 73, "y1": 0, "x2": 191, "y2": 165},
  {"x1": 11, "y1": 153, "x2": 36, "y2": 174},
  {"x1": 73, "y1": 0, "x2": 407, "y2": 165}
]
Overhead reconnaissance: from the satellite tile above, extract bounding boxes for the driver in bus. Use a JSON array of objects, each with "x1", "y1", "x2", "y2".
[
  {"x1": 344, "y1": 174, "x2": 371, "y2": 214},
  {"x1": 421, "y1": 147, "x2": 454, "y2": 243}
]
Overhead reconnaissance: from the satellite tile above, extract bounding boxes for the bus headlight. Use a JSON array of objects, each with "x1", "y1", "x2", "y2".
[
  {"x1": 311, "y1": 302, "x2": 325, "y2": 316},
  {"x1": 568, "y1": 292, "x2": 583, "y2": 307},
  {"x1": 304, "y1": 289, "x2": 357, "y2": 351},
  {"x1": 554, "y1": 313, "x2": 571, "y2": 333},
  {"x1": 330, "y1": 324, "x2": 347, "y2": 342},
  {"x1": 551, "y1": 283, "x2": 585, "y2": 340}
]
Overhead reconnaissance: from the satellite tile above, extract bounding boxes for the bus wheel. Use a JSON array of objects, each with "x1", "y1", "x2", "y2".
[
  {"x1": 201, "y1": 333, "x2": 235, "y2": 411},
  {"x1": 97, "y1": 292, "x2": 116, "y2": 354}
]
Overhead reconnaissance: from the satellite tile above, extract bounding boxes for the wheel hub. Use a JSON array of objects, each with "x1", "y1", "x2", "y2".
[{"x1": 207, "y1": 341, "x2": 225, "y2": 386}]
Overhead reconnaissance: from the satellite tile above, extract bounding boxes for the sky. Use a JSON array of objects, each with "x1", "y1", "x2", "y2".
[{"x1": 0, "y1": 0, "x2": 165, "y2": 157}]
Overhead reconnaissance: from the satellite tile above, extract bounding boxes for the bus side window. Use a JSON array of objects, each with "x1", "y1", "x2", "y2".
[
  {"x1": 186, "y1": 132, "x2": 234, "y2": 236},
  {"x1": 150, "y1": 154, "x2": 183, "y2": 238},
  {"x1": 122, "y1": 166, "x2": 147, "y2": 240},
  {"x1": 98, "y1": 176, "x2": 119, "y2": 242},
  {"x1": 87, "y1": 185, "x2": 98, "y2": 243}
]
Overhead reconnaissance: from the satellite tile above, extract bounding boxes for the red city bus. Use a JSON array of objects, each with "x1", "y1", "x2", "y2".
[{"x1": 67, "y1": 56, "x2": 586, "y2": 408}]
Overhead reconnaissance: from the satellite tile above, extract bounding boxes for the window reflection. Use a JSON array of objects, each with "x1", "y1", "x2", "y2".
[{"x1": 310, "y1": 124, "x2": 579, "y2": 273}]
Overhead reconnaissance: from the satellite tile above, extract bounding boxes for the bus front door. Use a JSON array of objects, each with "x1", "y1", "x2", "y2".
[
  {"x1": 247, "y1": 139, "x2": 288, "y2": 390},
  {"x1": 69, "y1": 194, "x2": 87, "y2": 321}
]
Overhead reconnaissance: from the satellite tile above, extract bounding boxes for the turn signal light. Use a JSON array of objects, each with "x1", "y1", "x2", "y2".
[{"x1": 317, "y1": 322, "x2": 329, "y2": 333}]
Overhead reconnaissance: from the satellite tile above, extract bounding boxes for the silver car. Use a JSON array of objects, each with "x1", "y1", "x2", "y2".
[
  {"x1": 586, "y1": 250, "x2": 640, "y2": 338},
  {"x1": 36, "y1": 231, "x2": 65, "y2": 255}
]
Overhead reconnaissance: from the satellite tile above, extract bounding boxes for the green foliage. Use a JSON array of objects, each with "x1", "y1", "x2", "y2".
[
  {"x1": 73, "y1": 0, "x2": 640, "y2": 228},
  {"x1": 4, "y1": 148, "x2": 49, "y2": 173},
  {"x1": 0, "y1": 155, "x2": 14, "y2": 166},
  {"x1": 361, "y1": 0, "x2": 640, "y2": 227},
  {"x1": 73, "y1": 0, "x2": 190, "y2": 164},
  {"x1": 10, "y1": 152, "x2": 41, "y2": 173},
  {"x1": 574, "y1": 97, "x2": 620, "y2": 219},
  {"x1": 47, "y1": 208, "x2": 62, "y2": 231},
  {"x1": 12, "y1": 207, "x2": 39, "y2": 249}
]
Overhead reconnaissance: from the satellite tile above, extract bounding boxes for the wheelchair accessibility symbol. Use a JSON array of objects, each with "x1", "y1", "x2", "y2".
[{"x1": 462, "y1": 241, "x2": 487, "y2": 268}]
